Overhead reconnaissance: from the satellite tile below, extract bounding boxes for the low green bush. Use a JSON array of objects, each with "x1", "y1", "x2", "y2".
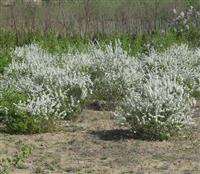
[
  {"x1": 0, "y1": 88, "x2": 55, "y2": 134},
  {"x1": 0, "y1": 48, "x2": 12, "y2": 73}
]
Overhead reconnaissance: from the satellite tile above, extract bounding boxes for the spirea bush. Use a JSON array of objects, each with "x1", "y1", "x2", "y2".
[
  {"x1": 85, "y1": 41, "x2": 141, "y2": 108},
  {"x1": 0, "y1": 44, "x2": 93, "y2": 133},
  {"x1": 115, "y1": 44, "x2": 199, "y2": 140},
  {"x1": 0, "y1": 88, "x2": 55, "y2": 134},
  {"x1": 57, "y1": 41, "x2": 141, "y2": 109},
  {"x1": 116, "y1": 73, "x2": 193, "y2": 140},
  {"x1": 0, "y1": 41, "x2": 198, "y2": 138},
  {"x1": 140, "y1": 44, "x2": 200, "y2": 95},
  {"x1": 6, "y1": 44, "x2": 93, "y2": 118}
]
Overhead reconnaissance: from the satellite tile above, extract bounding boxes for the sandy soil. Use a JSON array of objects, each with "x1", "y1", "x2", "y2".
[{"x1": 0, "y1": 110, "x2": 200, "y2": 174}]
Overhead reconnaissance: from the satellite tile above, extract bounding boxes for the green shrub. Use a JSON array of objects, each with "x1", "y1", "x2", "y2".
[
  {"x1": 0, "y1": 88, "x2": 55, "y2": 134},
  {"x1": 0, "y1": 48, "x2": 12, "y2": 73}
]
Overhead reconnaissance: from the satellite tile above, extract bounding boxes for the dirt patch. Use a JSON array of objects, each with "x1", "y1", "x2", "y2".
[{"x1": 0, "y1": 110, "x2": 200, "y2": 174}]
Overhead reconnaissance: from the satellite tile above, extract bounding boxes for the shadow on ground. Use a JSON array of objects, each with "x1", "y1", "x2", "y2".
[{"x1": 89, "y1": 129, "x2": 138, "y2": 141}]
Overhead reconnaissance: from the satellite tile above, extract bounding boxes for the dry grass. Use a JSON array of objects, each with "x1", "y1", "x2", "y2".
[
  {"x1": 0, "y1": 0, "x2": 187, "y2": 35},
  {"x1": 0, "y1": 109, "x2": 200, "y2": 174}
]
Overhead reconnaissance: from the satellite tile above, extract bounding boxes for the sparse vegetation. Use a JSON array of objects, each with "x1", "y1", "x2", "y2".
[{"x1": 0, "y1": 144, "x2": 32, "y2": 174}]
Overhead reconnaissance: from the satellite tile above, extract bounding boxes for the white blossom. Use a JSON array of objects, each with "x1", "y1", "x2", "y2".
[{"x1": 1, "y1": 42, "x2": 198, "y2": 131}]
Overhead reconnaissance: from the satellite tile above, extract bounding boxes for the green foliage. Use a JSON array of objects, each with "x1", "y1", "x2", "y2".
[
  {"x1": 0, "y1": 88, "x2": 27, "y2": 121},
  {"x1": 0, "y1": 28, "x2": 199, "y2": 138},
  {"x1": 0, "y1": 29, "x2": 199, "y2": 75},
  {"x1": 186, "y1": 0, "x2": 200, "y2": 9},
  {"x1": 149, "y1": 31, "x2": 186, "y2": 51},
  {"x1": 130, "y1": 120, "x2": 179, "y2": 141},
  {"x1": 5, "y1": 111, "x2": 55, "y2": 134},
  {"x1": 90, "y1": 78, "x2": 125, "y2": 110},
  {"x1": 0, "y1": 31, "x2": 16, "y2": 48},
  {"x1": 191, "y1": 90, "x2": 200, "y2": 99},
  {"x1": 38, "y1": 32, "x2": 89, "y2": 53},
  {"x1": 0, "y1": 48, "x2": 12, "y2": 74},
  {"x1": 0, "y1": 88, "x2": 55, "y2": 134},
  {"x1": 0, "y1": 31, "x2": 41, "y2": 73}
]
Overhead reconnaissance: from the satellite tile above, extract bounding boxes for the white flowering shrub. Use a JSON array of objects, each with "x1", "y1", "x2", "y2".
[
  {"x1": 0, "y1": 44, "x2": 85, "y2": 117},
  {"x1": 0, "y1": 87, "x2": 44, "y2": 134},
  {"x1": 0, "y1": 41, "x2": 198, "y2": 137},
  {"x1": 115, "y1": 44, "x2": 199, "y2": 140},
  {"x1": 116, "y1": 72, "x2": 194, "y2": 140},
  {"x1": 85, "y1": 41, "x2": 141, "y2": 108},
  {"x1": 0, "y1": 44, "x2": 93, "y2": 133},
  {"x1": 140, "y1": 44, "x2": 200, "y2": 95}
]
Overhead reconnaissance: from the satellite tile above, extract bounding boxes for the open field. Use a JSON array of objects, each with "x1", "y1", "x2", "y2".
[
  {"x1": 0, "y1": 109, "x2": 200, "y2": 174},
  {"x1": 1, "y1": 37, "x2": 200, "y2": 173},
  {"x1": 1, "y1": 2, "x2": 200, "y2": 174}
]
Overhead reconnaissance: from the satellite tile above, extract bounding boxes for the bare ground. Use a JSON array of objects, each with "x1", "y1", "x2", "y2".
[{"x1": 0, "y1": 110, "x2": 200, "y2": 174}]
